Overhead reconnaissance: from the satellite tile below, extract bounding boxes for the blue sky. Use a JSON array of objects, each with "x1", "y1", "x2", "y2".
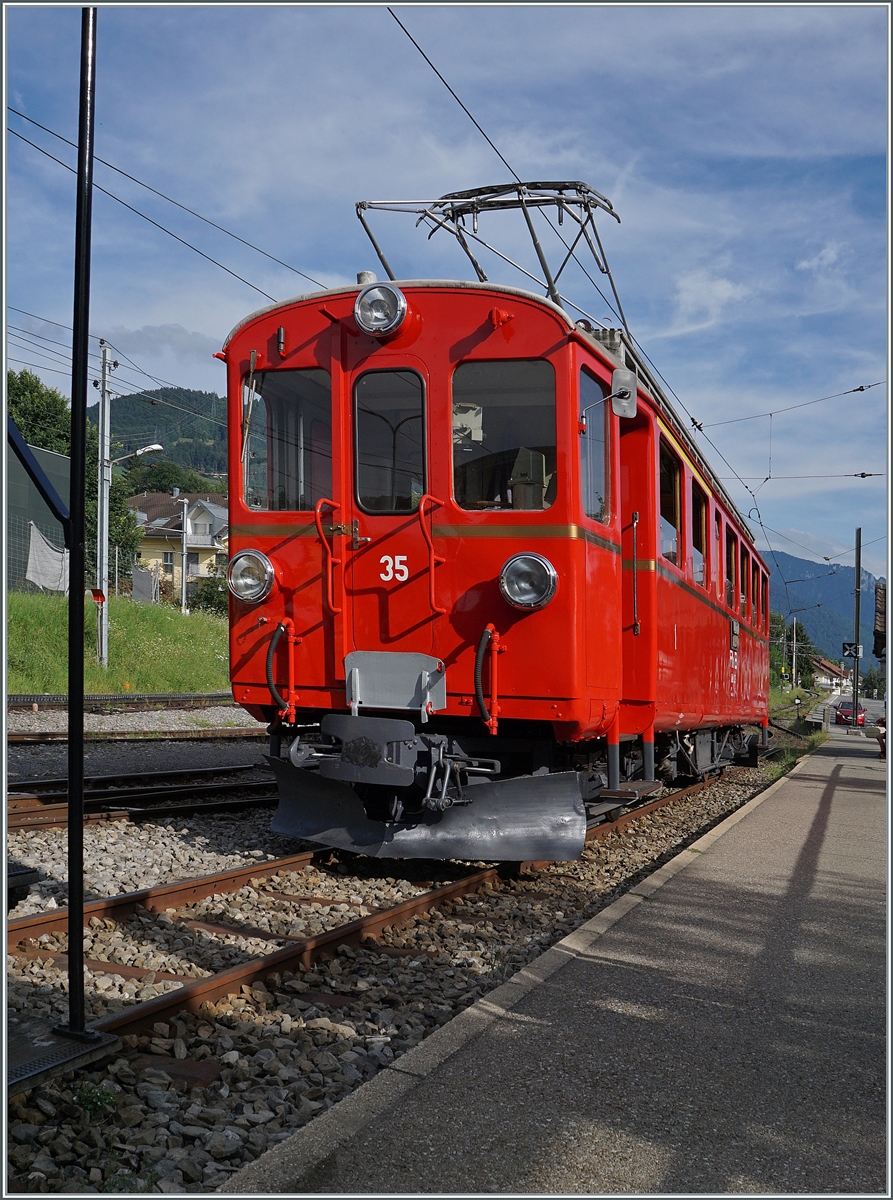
[{"x1": 5, "y1": 4, "x2": 889, "y2": 577}]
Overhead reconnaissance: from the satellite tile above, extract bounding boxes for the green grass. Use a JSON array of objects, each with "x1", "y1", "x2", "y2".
[
  {"x1": 7, "y1": 592, "x2": 230, "y2": 695},
  {"x1": 769, "y1": 685, "x2": 818, "y2": 716},
  {"x1": 764, "y1": 730, "x2": 829, "y2": 782}
]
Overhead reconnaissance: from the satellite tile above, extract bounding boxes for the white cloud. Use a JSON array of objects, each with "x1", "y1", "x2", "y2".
[
  {"x1": 796, "y1": 242, "x2": 842, "y2": 272},
  {"x1": 5, "y1": 5, "x2": 887, "y2": 580}
]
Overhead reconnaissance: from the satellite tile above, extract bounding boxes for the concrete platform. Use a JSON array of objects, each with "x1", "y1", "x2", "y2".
[{"x1": 221, "y1": 730, "x2": 887, "y2": 1195}]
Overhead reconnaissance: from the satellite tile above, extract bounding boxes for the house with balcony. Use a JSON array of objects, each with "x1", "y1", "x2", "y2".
[{"x1": 127, "y1": 490, "x2": 228, "y2": 593}]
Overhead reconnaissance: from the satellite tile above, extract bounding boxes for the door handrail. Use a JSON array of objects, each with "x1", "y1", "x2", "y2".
[
  {"x1": 314, "y1": 498, "x2": 343, "y2": 615},
  {"x1": 418, "y1": 494, "x2": 447, "y2": 615}
]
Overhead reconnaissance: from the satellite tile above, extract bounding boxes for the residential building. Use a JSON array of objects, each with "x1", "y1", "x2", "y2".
[
  {"x1": 813, "y1": 656, "x2": 847, "y2": 690},
  {"x1": 127, "y1": 490, "x2": 228, "y2": 594}
]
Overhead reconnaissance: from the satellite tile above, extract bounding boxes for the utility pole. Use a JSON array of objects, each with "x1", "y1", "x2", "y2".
[
  {"x1": 792, "y1": 617, "x2": 798, "y2": 690},
  {"x1": 852, "y1": 526, "x2": 862, "y2": 726},
  {"x1": 58, "y1": 3, "x2": 100, "y2": 1045},
  {"x1": 95, "y1": 341, "x2": 114, "y2": 667},
  {"x1": 178, "y1": 495, "x2": 190, "y2": 614}
]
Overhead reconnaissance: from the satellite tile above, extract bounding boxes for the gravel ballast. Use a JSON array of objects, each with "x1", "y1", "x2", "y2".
[{"x1": 5, "y1": 722, "x2": 800, "y2": 1193}]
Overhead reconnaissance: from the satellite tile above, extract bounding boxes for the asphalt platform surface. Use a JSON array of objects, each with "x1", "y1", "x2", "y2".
[{"x1": 221, "y1": 727, "x2": 887, "y2": 1195}]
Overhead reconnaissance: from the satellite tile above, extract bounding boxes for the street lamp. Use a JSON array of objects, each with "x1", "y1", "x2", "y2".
[
  {"x1": 96, "y1": 437, "x2": 163, "y2": 668},
  {"x1": 111, "y1": 443, "x2": 162, "y2": 466}
]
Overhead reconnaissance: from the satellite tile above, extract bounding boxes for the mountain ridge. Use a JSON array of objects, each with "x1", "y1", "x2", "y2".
[{"x1": 766, "y1": 549, "x2": 885, "y2": 670}]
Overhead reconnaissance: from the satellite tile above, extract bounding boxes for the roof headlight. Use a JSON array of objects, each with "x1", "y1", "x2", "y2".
[
  {"x1": 354, "y1": 283, "x2": 408, "y2": 337},
  {"x1": 499, "y1": 553, "x2": 558, "y2": 610},
  {"x1": 228, "y1": 549, "x2": 275, "y2": 603}
]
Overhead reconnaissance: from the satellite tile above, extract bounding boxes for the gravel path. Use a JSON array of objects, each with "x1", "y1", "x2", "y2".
[
  {"x1": 6, "y1": 705, "x2": 266, "y2": 736},
  {"x1": 6, "y1": 742, "x2": 795, "y2": 1195}
]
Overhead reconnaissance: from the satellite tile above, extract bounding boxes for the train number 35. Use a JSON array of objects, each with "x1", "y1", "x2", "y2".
[{"x1": 380, "y1": 555, "x2": 409, "y2": 582}]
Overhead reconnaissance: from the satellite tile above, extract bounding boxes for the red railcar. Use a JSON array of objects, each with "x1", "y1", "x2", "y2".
[{"x1": 220, "y1": 184, "x2": 769, "y2": 861}]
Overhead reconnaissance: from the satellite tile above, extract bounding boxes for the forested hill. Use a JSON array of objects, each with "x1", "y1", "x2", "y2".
[
  {"x1": 767, "y1": 550, "x2": 885, "y2": 670},
  {"x1": 87, "y1": 387, "x2": 227, "y2": 475}
]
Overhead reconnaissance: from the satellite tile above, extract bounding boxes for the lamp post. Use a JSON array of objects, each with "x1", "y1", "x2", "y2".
[{"x1": 96, "y1": 434, "x2": 162, "y2": 667}]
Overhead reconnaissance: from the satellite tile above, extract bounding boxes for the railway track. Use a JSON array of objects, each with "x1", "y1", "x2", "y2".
[
  {"x1": 7, "y1": 728, "x2": 268, "y2": 744},
  {"x1": 8, "y1": 851, "x2": 502, "y2": 1038},
  {"x1": 8, "y1": 769, "x2": 745, "y2": 1037},
  {"x1": 7, "y1": 754, "x2": 791, "y2": 1190},
  {"x1": 7, "y1": 764, "x2": 278, "y2": 831}
]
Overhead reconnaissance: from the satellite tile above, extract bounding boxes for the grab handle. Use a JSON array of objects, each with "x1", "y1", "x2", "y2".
[
  {"x1": 418, "y1": 494, "x2": 447, "y2": 615},
  {"x1": 314, "y1": 498, "x2": 342, "y2": 615}
]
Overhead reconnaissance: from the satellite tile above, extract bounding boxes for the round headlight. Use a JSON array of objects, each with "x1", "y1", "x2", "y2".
[
  {"x1": 228, "y1": 550, "x2": 275, "y2": 603},
  {"x1": 499, "y1": 553, "x2": 558, "y2": 610},
  {"x1": 354, "y1": 283, "x2": 407, "y2": 336}
]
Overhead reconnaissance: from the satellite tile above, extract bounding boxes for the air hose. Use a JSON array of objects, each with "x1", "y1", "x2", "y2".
[
  {"x1": 474, "y1": 626, "x2": 493, "y2": 725},
  {"x1": 266, "y1": 622, "x2": 289, "y2": 712}
]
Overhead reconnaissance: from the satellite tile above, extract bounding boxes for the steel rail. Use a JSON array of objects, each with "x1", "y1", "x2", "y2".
[
  {"x1": 7, "y1": 693, "x2": 235, "y2": 710},
  {"x1": 6, "y1": 851, "x2": 323, "y2": 951},
  {"x1": 11, "y1": 764, "x2": 263, "y2": 794},
  {"x1": 9, "y1": 779, "x2": 274, "y2": 807},
  {"x1": 7, "y1": 729, "x2": 269, "y2": 744},
  {"x1": 7, "y1": 793, "x2": 279, "y2": 832},
  {"x1": 8, "y1": 856, "x2": 501, "y2": 1038},
  {"x1": 90, "y1": 868, "x2": 501, "y2": 1036}
]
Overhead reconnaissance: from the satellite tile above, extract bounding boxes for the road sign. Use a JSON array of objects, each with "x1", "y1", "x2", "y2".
[{"x1": 842, "y1": 642, "x2": 862, "y2": 658}]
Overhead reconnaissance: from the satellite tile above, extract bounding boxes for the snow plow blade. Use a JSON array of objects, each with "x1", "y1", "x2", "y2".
[{"x1": 268, "y1": 758, "x2": 586, "y2": 862}]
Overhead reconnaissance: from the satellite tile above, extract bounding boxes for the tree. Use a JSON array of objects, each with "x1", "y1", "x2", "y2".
[
  {"x1": 7, "y1": 369, "x2": 72, "y2": 454},
  {"x1": 120, "y1": 459, "x2": 224, "y2": 497},
  {"x1": 190, "y1": 563, "x2": 229, "y2": 616},
  {"x1": 769, "y1": 611, "x2": 818, "y2": 688},
  {"x1": 7, "y1": 368, "x2": 142, "y2": 583}
]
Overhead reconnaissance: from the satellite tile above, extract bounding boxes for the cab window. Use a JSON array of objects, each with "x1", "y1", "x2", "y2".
[
  {"x1": 354, "y1": 370, "x2": 425, "y2": 512},
  {"x1": 452, "y1": 360, "x2": 556, "y2": 510},
  {"x1": 579, "y1": 368, "x2": 610, "y2": 523},
  {"x1": 659, "y1": 439, "x2": 680, "y2": 565},
  {"x1": 242, "y1": 368, "x2": 331, "y2": 510}
]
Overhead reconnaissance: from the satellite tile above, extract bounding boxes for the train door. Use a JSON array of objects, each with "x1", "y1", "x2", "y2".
[
  {"x1": 344, "y1": 362, "x2": 436, "y2": 656},
  {"x1": 619, "y1": 413, "x2": 658, "y2": 708}
]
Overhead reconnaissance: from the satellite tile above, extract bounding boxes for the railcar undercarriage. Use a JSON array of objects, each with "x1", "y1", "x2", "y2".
[{"x1": 267, "y1": 712, "x2": 763, "y2": 861}]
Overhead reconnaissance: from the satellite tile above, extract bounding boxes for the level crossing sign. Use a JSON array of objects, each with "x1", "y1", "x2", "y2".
[{"x1": 842, "y1": 643, "x2": 862, "y2": 658}]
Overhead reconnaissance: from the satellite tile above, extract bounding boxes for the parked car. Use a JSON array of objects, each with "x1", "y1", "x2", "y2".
[{"x1": 835, "y1": 700, "x2": 866, "y2": 726}]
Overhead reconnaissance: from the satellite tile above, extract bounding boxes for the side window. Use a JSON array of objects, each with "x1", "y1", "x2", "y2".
[
  {"x1": 751, "y1": 562, "x2": 759, "y2": 626},
  {"x1": 354, "y1": 370, "x2": 425, "y2": 512},
  {"x1": 762, "y1": 574, "x2": 769, "y2": 634},
  {"x1": 242, "y1": 368, "x2": 332, "y2": 511},
  {"x1": 714, "y1": 511, "x2": 722, "y2": 597},
  {"x1": 691, "y1": 480, "x2": 708, "y2": 586},
  {"x1": 452, "y1": 360, "x2": 556, "y2": 511},
  {"x1": 725, "y1": 527, "x2": 738, "y2": 609},
  {"x1": 579, "y1": 368, "x2": 610, "y2": 523},
  {"x1": 740, "y1": 547, "x2": 750, "y2": 617},
  {"x1": 659, "y1": 439, "x2": 680, "y2": 565}
]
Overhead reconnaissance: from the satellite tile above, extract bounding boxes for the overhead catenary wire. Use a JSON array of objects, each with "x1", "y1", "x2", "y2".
[
  {"x1": 7, "y1": 106, "x2": 325, "y2": 289},
  {"x1": 380, "y1": 9, "x2": 822, "y2": 613},
  {"x1": 9, "y1": 128, "x2": 278, "y2": 303},
  {"x1": 386, "y1": 8, "x2": 626, "y2": 328},
  {"x1": 721, "y1": 473, "x2": 885, "y2": 480},
  {"x1": 703, "y1": 381, "x2": 886, "y2": 427}
]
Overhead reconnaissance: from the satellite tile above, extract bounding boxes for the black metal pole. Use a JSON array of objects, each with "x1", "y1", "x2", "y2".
[
  {"x1": 852, "y1": 527, "x2": 862, "y2": 732},
  {"x1": 55, "y1": 6, "x2": 97, "y2": 1041}
]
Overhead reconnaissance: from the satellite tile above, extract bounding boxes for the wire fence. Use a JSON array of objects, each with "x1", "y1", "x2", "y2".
[{"x1": 6, "y1": 512, "x2": 140, "y2": 595}]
